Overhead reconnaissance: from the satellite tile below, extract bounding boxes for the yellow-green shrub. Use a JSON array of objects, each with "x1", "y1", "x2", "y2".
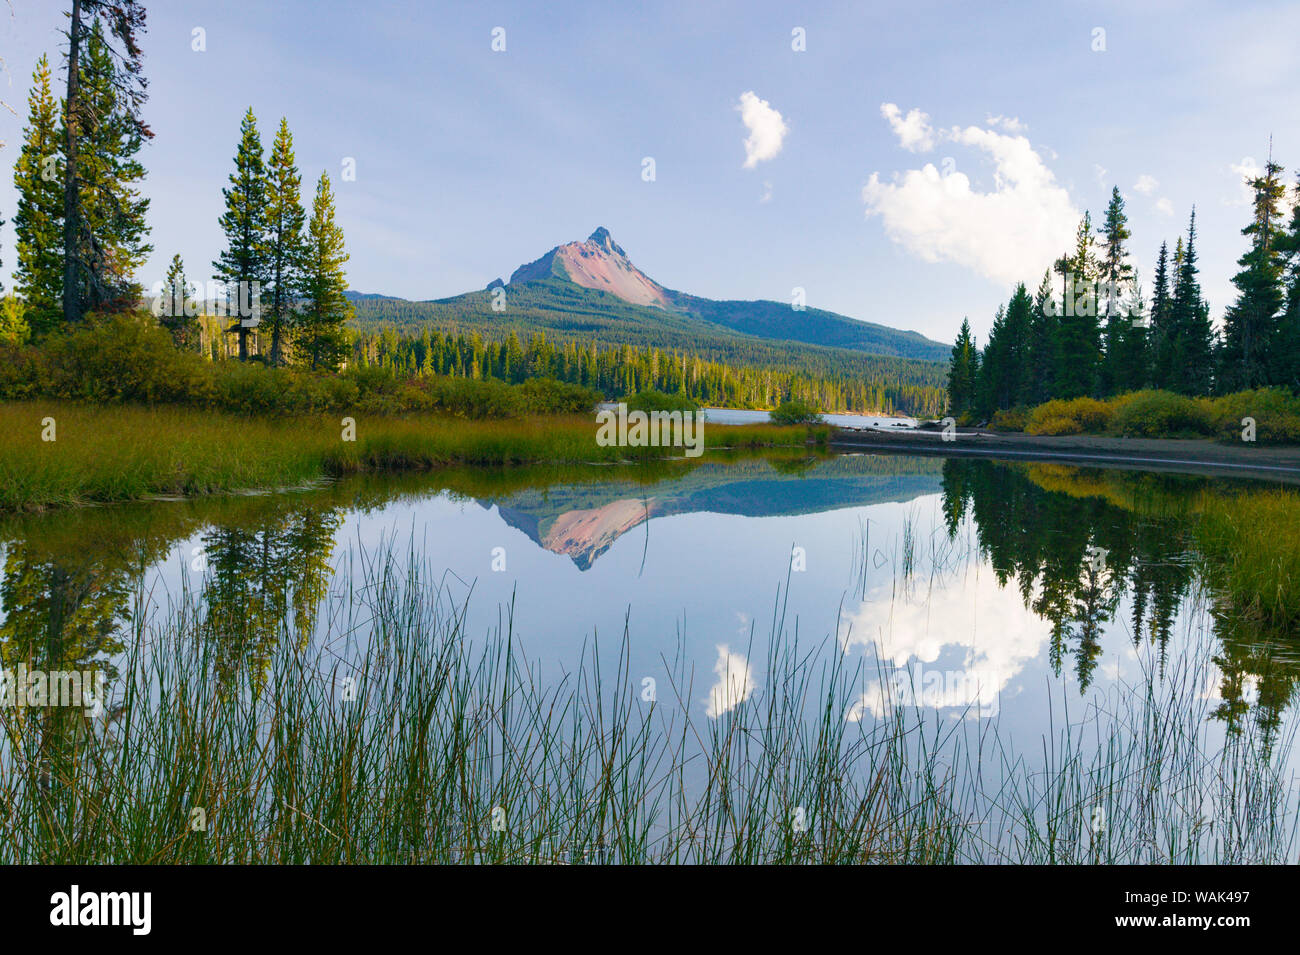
[
  {"x1": 1108, "y1": 390, "x2": 1213, "y2": 437},
  {"x1": 1026, "y1": 397, "x2": 1111, "y2": 435}
]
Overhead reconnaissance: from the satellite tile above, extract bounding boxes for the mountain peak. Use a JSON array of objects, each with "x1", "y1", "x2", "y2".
[
  {"x1": 587, "y1": 226, "x2": 624, "y2": 256},
  {"x1": 509, "y1": 227, "x2": 671, "y2": 309}
]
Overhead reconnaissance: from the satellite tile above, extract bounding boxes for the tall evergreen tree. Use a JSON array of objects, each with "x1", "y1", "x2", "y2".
[
  {"x1": 1219, "y1": 157, "x2": 1287, "y2": 391},
  {"x1": 946, "y1": 317, "x2": 979, "y2": 417},
  {"x1": 1149, "y1": 241, "x2": 1175, "y2": 390},
  {"x1": 1002, "y1": 282, "x2": 1033, "y2": 406},
  {"x1": 264, "y1": 118, "x2": 306, "y2": 367},
  {"x1": 1097, "y1": 187, "x2": 1139, "y2": 396},
  {"x1": 975, "y1": 304, "x2": 1007, "y2": 417},
  {"x1": 297, "y1": 172, "x2": 351, "y2": 371},
  {"x1": 1054, "y1": 213, "x2": 1102, "y2": 398},
  {"x1": 1278, "y1": 173, "x2": 1300, "y2": 390},
  {"x1": 214, "y1": 108, "x2": 269, "y2": 361},
  {"x1": 12, "y1": 55, "x2": 64, "y2": 334},
  {"x1": 1169, "y1": 208, "x2": 1215, "y2": 395},
  {"x1": 70, "y1": 20, "x2": 152, "y2": 312},
  {"x1": 60, "y1": 0, "x2": 150, "y2": 324},
  {"x1": 1026, "y1": 270, "x2": 1058, "y2": 405}
]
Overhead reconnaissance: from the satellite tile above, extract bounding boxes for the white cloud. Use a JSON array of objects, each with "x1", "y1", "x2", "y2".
[
  {"x1": 881, "y1": 103, "x2": 936, "y2": 152},
  {"x1": 843, "y1": 567, "x2": 1050, "y2": 721},
  {"x1": 1134, "y1": 174, "x2": 1159, "y2": 195},
  {"x1": 1155, "y1": 197, "x2": 1174, "y2": 216},
  {"x1": 986, "y1": 114, "x2": 1027, "y2": 134},
  {"x1": 760, "y1": 180, "x2": 773, "y2": 203},
  {"x1": 1093, "y1": 163, "x2": 1108, "y2": 186},
  {"x1": 862, "y1": 115, "x2": 1080, "y2": 286},
  {"x1": 705, "y1": 643, "x2": 756, "y2": 718},
  {"x1": 737, "y1": 91, "x2": 788, "y2": 169}
]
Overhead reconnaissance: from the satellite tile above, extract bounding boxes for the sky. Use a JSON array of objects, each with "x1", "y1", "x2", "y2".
[{"x1": 1, "y1": 0, "x2": 1297, "y2": 347}]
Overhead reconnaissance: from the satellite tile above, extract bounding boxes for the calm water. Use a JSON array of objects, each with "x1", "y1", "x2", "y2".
[{"x1": 3, "y1": 449, "x2": 1299, "y2": 854}]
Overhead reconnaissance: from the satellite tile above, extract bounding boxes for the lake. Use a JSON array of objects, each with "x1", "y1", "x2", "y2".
[{"x1": 2, "y1": 448, "x2": 1297, "y2": 862}]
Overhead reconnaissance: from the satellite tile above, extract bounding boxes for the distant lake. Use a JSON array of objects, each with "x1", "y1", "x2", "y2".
[{"x1": 596, "y1": 404, "x2": 921, "y2": 429}]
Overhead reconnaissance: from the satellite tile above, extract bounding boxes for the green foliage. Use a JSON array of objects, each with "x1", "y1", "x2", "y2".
[
  {"x1": 263, "y1": 118, "x2": 306, "y2": 366},
  {"x1": 71, "y1": 21, "x2": 152, "y2": 313},
  {"x1": 989, "y1": 406, "x2": 1028, "y2": 432},
  {"x1": 1108, "y1": 390, "x2": 1212, "y2": 437},
  {"x1": 297, "y1": 172, "x2": 351, "y2": 371},
  {"x1": 12, "y1": 55, "x2": 64, "y2": 334},
  {"x1": 0, "y1": 297, "x2": 30, "y2": 347},
  {"x1": 768, "y1": 398, "x2": 823, "y2": 425},
  {"x1": 623, "y1": 389, "x2": 700, "y2": 413},
  {"x1": 214, "y1": 108, "x2": 269, "y2": 360},
  {"x1": 1208, "y1": 388, "x2": 1300, "y2": 444}
]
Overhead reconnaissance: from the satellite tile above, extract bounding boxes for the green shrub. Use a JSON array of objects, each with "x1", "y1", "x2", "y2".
[
  {"x1": 43, "y1": 312, "x2": 215, "y2": 405},
  {"x1": 1108, "y1": 390, "x2": 1213, "y2": 437},
  {"x1": 1208, "y1": 388, "x2": 1300, "y2": 444},
  {"x1": 769, "y1": 398, "x2": 823, "y2": 425},
  {"x1": 623, "y1": 389, "x2": 699, "y2": 413},
  {"x1": 990, "y1": 406, "x2": 1029, "y2": 432},
  {"x1": 518, "y1": 378, "x2": 603, "y2": 414}
]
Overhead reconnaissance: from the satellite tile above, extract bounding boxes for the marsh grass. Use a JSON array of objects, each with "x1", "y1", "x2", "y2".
[
  {"x1": 0, "y1": 400, "x2": 822, "y2": 512},
  {"x1": 0, "y1": 538, "x2": 1292, "y2": 865}
]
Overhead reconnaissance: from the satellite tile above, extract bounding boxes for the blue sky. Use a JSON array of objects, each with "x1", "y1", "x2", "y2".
[{"x1": 2, "y1": 0, "x2": 1297, "y2": 346}]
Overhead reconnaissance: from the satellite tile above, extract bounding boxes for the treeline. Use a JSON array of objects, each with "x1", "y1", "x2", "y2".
[
  {"x1": 3, "y1": 2, "x2": 353, "y2": 373},
  {"x1": 351, "y1": 282, "x2": 949, "y2": 415},
  {"x1": 349, "y1": 325, "x2": 947, "y2": 415},
  {"x1": 949, "y1": 167, "x2": 1300, "y2": 419}
]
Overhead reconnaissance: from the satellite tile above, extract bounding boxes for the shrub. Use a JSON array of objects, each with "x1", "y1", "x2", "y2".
[
  {"x1": 1030, "y1": 415, "x2": 1084, "y2": 436},
  {"x1": 1025, "y1": 397, "x2": 1111, "y2": 435},
  {"x1": 623, "y1": 389, "x2": 699, "y2": 413},
  {"x1": 990, "y1": 406, "x2": 1029, "y2": 432},
  {"x1": 1108, "y1": 390, "x2": 1213, "y2": 438},
  {"x1": 43, "y1": 312, "x2": 215, "y2": 405},
  {"x1": 518, "y1": 378, "x2": 603, "y2": 414},
  {"x1": 1208, "y1": 388, "x2": 1300, "y2": 444},
  {"x1": 769, "y1": 398, "x2": 823, "y2": 425}
]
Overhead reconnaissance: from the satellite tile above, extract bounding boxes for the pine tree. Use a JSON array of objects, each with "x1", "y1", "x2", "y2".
[
  {"x1": 297, "y1": 172, "x2": 351, "y2": 371},
  {"x1": 1170, "y1": 208, "x2": 1215, "y2": 395},
  {"x1": 1278, "y1": 173, "x2": 1300, "y2": 390},
  {"x1": 0, "y1": 295, "x2": 30, "y2": 345},
  {"x1": 1054, "y1": 213, "x2": 1102, "y2": 398},
  {"x1": 1002, "y1": 282, "x2": 1033, "y2": 405},
  {"x1": 1026, "y1": 270, "x2": 1058, "y2": 404},
  {"x1": 1219, "y1": 157, "x2": 1287, "y2": 391},
  {"x1": 60, "y1": 0, "x2": 150, "y2": 324},
  {"x1": 12, "y1": 55, "x2": 64, "y2": 335},
  {"x1": 214, "y1": 108, "x2": 270, "y2": 361},
  {"x1": 1097, "y1": 187, "x2": 1139, "y2": 396},
  {"x1": 159, "y1": 253, "x2": 201, "y2": 351},
  {"x1": 975, "y1": 304, "x2": 1007, "y2": 417},
  {"x1": 70, "y1": 20, "x2": 152, "y2": 313},
  {"x1": 946, "y1": 317, "x2": 979, "y2": 417},
  {"x1": 264, "y1": 118, "x2": 306, "y2": 367},
  {"x1": 1149, "y1": 241, "x2": 1175, "y2": 389}
]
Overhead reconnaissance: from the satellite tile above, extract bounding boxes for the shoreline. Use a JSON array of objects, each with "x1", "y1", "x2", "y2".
[{"x1": 831, "y1": 427, "x2": 1300, "y2": 482}]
